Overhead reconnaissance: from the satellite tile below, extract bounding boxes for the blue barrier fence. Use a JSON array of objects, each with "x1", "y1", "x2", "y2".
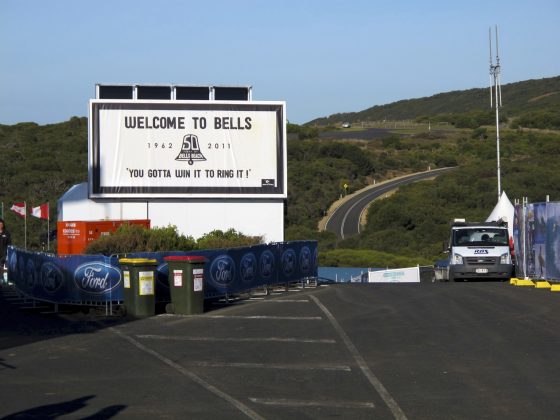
[
  {"x1": 514, "y1": 201, "x2": 560, "y2": 281},
  {"x1": 7, "y1": 241, "x2": 318, "y2": 305}
]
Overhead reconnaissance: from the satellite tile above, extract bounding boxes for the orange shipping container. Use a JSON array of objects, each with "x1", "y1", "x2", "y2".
[{"x1": 57, "y1": 219, "x2": 150, "y2": 255}]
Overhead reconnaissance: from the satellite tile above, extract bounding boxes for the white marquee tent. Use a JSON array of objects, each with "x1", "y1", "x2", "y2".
[{"x1": 486, "y1": 190, "x2": 515, "y2": 239}]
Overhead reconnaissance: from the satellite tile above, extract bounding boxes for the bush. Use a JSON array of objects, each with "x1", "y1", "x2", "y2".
[
  {"x1": 512, "y1": 110, "x2": 560, "y2": 130},
  {"x1": 320, "y1": 248, "x2": 431, "y2": 268},
  {"x1": 84, "y1": 224, "x2": 196, "y2": 255},
  {"x1": 85, "y1": 226, "x2": 263, "y2": 255},
  {"x1": 287, "y1": 123, "x2": 319, "y2": 139},
  {"x1": 196, "y1": 229, "x2": 263, "y2": 250},
  {"x1": 472, "y1": 127, "x2": 488, "y2": 140}
]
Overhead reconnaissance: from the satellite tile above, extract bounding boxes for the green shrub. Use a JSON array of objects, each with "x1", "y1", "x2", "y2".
[
  {"x1": 196, "y1": 229, "x2": 263, "y2": 250},
  {"x1": 287, "y1": 123, "x2": 319, "y2": 139},
  {"x1": 84, "y1": 224, "x2": 196, "y2": 255},
  {"x1": 320, "y1": 248, "x2": 431, "y2": 268},
  {"x1": 512, "y1": 110, "x2": 560, "y2": 130}
]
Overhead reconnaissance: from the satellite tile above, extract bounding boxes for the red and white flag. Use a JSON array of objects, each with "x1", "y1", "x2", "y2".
[
  {"x1": 10, "y1": 202, "x2": 26, "y2": 218},
  {"x1": 30, "y1": 203, "x2": 49, "y2": 220}
]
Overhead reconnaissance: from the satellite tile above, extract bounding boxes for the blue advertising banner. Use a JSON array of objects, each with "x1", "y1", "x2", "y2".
[
  {"x1": 513, "y1": 205, "x2": 524, "y2": 277},
  {"x1": 7, "y1": 249, "x2": 122, "y2": 304},
  {"x1": 533, "y1": 203, "x2": 547, "y2": 279},
  {"x1": 7, "y1": 240, "x2": 318, "y2": 304},
  {"x1": 514, "y1": 202, "x2": 560, "y2": 281},
  {"x1": 546, "y1": 204, "x2": 560, "y2": 280}
]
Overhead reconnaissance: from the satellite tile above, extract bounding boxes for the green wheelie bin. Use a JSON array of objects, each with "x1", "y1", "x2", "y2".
[
  {"x1": 119, "y1": 258, "x2": 158, "y2": 317},
  {"x1": 164, "y1": 256, "x2": 206, "y2": 315}
]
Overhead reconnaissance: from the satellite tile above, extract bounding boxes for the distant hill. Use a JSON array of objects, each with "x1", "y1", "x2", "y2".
[
  {"x1": 307, "y1": 75, "x2": 560, "y2": 125},
  {"x1": 0, "y1": 117, "x2": 88, "y2": 248}
]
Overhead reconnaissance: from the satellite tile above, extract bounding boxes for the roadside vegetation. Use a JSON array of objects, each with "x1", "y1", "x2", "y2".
[
  {"x1": 286, "y1": 126, "x2": 560, "y2": 265},
  {"x1": 84, "y1": 225, "x2": 262, "y2": 255}
]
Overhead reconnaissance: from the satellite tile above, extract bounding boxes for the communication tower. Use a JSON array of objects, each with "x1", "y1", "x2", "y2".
[{"x1": 489, "y1": 25, "x2": 503, "y2": 200}]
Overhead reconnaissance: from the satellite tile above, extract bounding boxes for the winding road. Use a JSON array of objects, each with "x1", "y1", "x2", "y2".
[{"x1": 324, "y1": 167, "x2": 457, "y2": 240}]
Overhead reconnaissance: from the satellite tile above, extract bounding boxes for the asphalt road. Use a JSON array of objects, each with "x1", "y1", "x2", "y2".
[
  {"x1": 1, "y1": 281, "x2": 559, "y2": 419},
  {"x1": 325, "y1": 168, "x2": 457, "y2": 240}
]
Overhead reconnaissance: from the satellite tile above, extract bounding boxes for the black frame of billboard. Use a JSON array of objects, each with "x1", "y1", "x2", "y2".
[{"x1": 89, "y1": 101, "x2": 285, "y2": 199}]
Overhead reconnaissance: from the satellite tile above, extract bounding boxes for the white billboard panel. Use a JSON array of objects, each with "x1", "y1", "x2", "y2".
[{"x1": 89, "y1": 100, "x2": 286, "y2": 198}]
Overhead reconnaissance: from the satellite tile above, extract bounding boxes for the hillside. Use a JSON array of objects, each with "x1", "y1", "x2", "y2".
[
  {"x1": 1, "y1": 76, "x2": 559, "y2": 265},
  {"x1": 0, "y1": 118, "x2": 88, "y2": 248},
  {"x1": 308, "y1": 75, "x2": 560, "y2": 125}
]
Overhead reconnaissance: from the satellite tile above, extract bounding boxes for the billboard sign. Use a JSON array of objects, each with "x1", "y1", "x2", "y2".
[{"x1": 89, "y1": 100, "x2": 286, "y2": 198}]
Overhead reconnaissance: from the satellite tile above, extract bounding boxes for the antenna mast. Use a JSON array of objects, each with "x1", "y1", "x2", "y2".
[{"x1": 489, "y1": 25, "x2": 503, "y2": 200}]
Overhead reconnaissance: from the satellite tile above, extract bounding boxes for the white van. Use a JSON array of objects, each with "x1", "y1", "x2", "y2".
[{"x1": 445, "y1": 219, "x2": 513, "y2": 282}]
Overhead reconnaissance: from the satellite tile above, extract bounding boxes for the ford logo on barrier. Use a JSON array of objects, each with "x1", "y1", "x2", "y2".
[
  {"x1": 41, "y1": 262, "x2": 64, "y2": 293},
  {"x1": 74, "y1": 262, "x2": 122, "y2": 295},
  {"x1": 240, "y1": 253, "x2": 257, "y2": 283},
  {"x1": 281, "y1": 249, "x2": 297, "y2": 276},
  {"x1": 210, "y1": 255, "x2": 235, "y2": 287},
  {"x1": 259, "y1": 250, "x2": 275, "y2": 279},
  {"x1": 299, "y1": 246, "x2": 311, "y2": 274}
]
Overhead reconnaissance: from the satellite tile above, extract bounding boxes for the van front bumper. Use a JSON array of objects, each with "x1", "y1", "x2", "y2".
[{"x1": 449, "y1": 263, "x2": 514, "y2": 280}]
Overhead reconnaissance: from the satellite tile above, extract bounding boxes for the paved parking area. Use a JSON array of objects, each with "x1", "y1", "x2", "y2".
[{"x1": 1, "y1": 281, "x2": 560, "y2": 419}]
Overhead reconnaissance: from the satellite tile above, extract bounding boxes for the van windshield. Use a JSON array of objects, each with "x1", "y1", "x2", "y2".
[{"x1": 452, "y1": 228, "x2": 508, "y2": 246}]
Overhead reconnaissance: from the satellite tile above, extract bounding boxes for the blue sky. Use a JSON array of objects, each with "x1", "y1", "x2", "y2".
[{"x1": 1, "y1": 0, "x2": 559, "y2": 125}]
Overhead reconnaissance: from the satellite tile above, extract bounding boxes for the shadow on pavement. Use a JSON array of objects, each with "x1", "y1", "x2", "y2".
[
  {"x1": 0, "y1": 284, "x2": 129, "y2": 352},
  {"x1": 0, "y1": 395, "x2": 126, "y2": 419}
]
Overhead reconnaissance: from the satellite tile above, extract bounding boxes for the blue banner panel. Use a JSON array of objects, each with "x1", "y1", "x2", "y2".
[
  {"x1": 533, "y1": 203, "x2": 547, "y2": 279},
  {"x1": 7, "y1": 248, "x2": 122, "y2": 304},
  {"x1": 526, "y1": 204, "x2": 536, "y2": 278},
  {"x1": 546, "y1": 204, "x2": 560, "y2": 280},
  {"x1": 513, "y1": 205, "x2": 524, "y2": 277},
  {"x1": 7, "y1": 241, "x2": 318, "y2": 305},
  {"x1": 515, "y1": 202, "x2": 560, "y2": 281}
]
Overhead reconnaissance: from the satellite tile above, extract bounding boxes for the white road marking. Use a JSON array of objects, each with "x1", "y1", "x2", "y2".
[
  {"x1": 136, "y1": 334, "x2": 335, "y2": 344},
  {"x1": 204, "y1": 315, "x2": 322, "y2": 320},
  {"x1": 310, "y1": 295, "x2": 408, "y2": 420},
  {"x1": 249, "y1": 397, "x2": 374, "y2": 409},
  {"x1": 110, "y1": 327, "x2": 265, "y2": 420},
  {"x1": 185, "y1": 361, "x2": 351, "y2": 371},
  {"x1": 258, "y1": 299, "x2": 310, "y2": 303}
]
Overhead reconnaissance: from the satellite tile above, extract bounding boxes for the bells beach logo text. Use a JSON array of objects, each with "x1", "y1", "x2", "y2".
[{"x1": 175, "y1": 134, "x2": 206, "y2": 165}]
